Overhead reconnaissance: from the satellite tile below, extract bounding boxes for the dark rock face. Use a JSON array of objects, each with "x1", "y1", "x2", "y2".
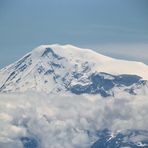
[
  {"x1": 91, "y1": 129, "x2": 148, "y2": 148},
  {"x1": 15, "y1": 54, "x2": 32, "y2": 70},
  {"x1": 69, "y1": 72, "x2": 144, "y2": 97},
  {"x1": 114, "y1": 74, "x2": 141, "y2": 86},
  {"x1": 20, "y1": 137, "x2": 38, "y2": 148},
  {"x1": 42, "y1": 48, "x2": 63, "y2": 60}
]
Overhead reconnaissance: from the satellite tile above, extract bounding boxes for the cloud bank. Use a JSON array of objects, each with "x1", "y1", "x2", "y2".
[{"x1": 0, "y1": 92, "x2": 148, "y2": 148}]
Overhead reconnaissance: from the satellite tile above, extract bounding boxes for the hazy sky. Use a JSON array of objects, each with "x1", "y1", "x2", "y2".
[{"x1": 0, "y1": 0, "x2": 148, "y2": 68}]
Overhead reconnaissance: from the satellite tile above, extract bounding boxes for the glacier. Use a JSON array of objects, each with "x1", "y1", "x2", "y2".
[{"x1": 0, "y1": 44, "x2": 148, "y2": 148}]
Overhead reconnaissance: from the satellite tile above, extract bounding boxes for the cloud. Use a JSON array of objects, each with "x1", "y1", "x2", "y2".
[{"x1": 0, "y1": 92, "x2": 148, "y2": 147}]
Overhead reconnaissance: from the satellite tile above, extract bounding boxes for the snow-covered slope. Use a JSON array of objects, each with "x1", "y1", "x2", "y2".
[{"x1": 0, "y1": 44, "x2": 148, "y2": 96}]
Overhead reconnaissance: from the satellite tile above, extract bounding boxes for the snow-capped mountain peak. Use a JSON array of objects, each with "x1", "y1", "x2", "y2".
[
  {"x1": 0, "y1": 44, "x2": 148, "y2": 95},
  {"x1": 31, "y1": 44, "x2": 113, "y2": 63}
]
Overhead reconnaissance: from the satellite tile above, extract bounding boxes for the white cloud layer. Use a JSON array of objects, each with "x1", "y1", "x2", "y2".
[{"x1": 0, "y1": 92, "x2": 148, "y2": 148}]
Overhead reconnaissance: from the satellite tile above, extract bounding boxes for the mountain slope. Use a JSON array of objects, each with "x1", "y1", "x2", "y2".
[{"x1": 0, "y1": 44, "x2": 148, "y2": 96}]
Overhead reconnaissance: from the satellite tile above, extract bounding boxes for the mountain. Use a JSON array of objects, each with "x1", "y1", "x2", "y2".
[
  {"x1": 0, "y1": 44, "x2": 148, "y2": 97},
  {"x1": 91, "y1": 129, "x2": 148, "y2": 148},
  {"x1": 0, "y1": 44, "x2": 148, "y2": 148}
]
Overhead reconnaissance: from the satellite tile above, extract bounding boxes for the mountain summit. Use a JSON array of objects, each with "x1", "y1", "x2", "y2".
[{"x1": 0, "y1": 44, "x2": 148, "y2": 96}]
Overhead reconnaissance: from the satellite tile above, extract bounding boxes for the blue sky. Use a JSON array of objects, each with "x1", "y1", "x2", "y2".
[{"x1": 0, "y1": 0, "x2": 148, "y2": 68}]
